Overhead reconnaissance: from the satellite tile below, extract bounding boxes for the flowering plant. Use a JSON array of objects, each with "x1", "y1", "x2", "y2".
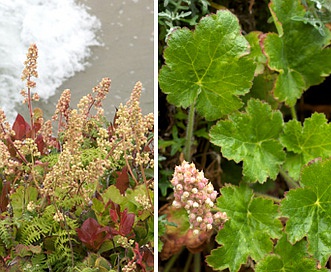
[
  {"x1": 0, "y1": 44, "x2": 154, "y2": 271},
  {"x1": 159, "y1": 0, "x2": 331, "y2": 271}
]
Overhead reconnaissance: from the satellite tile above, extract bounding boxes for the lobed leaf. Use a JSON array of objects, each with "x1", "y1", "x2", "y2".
[
  {"x1": 206, "y1": 183, "x2": 282, "y2": 272},
  {"x1": 262, "y1": 0, "x2": 331, "y2": 106},
  {"x1": 280, "y1": 112, "x2": 331, "y2": 180},
  {"x1": 210, "y1": 99, "x2": 285, "y2": 183},
  {"x1": 281, "y1": 159, "x2": 331, "y2": 265},
  {"x1": 245, "y1": 31, "x2": 267, "y2": 76},
  {"x1": 256, "y1": 234, "x2": 328, "y2": 272},
  {"x1": 159, "y1": 10, "x2": 256, "y2": 120}
]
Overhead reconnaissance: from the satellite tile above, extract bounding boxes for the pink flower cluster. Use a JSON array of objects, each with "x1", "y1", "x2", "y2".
[{"x1": 171, "y1": 161, "x2": 223, "y2": 235}]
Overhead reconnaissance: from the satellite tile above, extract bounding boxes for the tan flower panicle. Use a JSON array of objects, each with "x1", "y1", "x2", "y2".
[
  {"x1": 21, "y1": 44, "x2": 39, "y2": 104},
  {"x1": 111, "y1": 81, "x2": 154, "y2": 168},
  {"x1": 92, "y1": 77, "x2": 111, "y2": 108},
  {"x1": 53, "y1": 89, "x2": 71, "y2": 122}
]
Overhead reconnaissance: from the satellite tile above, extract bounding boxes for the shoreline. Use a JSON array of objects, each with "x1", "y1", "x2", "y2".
[{"x1": 14, "y1": 0, "x2": 154, "y2": 122}]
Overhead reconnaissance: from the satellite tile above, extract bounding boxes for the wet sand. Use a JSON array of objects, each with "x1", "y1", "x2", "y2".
[{"x1": 36, "y1": 0, "x2": 154, "y2": 120}]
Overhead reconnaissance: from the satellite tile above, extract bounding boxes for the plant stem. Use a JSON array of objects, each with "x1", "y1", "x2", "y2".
[
  {"x1": 26, "y1": 82, "x2": 35, "y2": 138},
  {"x1": 124, "y1": 151, "x2": 138, "y2": 184},
  {"x1": 279, "y1": 168, "x2": 299, "y2": 189},
  {"x1": 184, "y1": 252, "x2": 193, "y2": 272},
  {"x1": 163, "y1": 251, "x2": 182, "y2": 272},
  {"x1": 193, "y1": 253, "x2": 201, "y2": 272},
  {"x1": 290, "y1": 106, "x2": 297, "y2": 120},
  {"x1": 184, "y1": 105, "x2": 195, "y2": 162},
  {"x1": 0, "y1": 123, "x2": 28, "y2": 164},
  {"x1": 139, "y1": 163, "x2": 153, "y2": 213}
]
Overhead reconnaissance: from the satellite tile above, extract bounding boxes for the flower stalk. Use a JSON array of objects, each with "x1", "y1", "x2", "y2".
[{"x1": 184, "y1": 104, "x2": 195, "y2": 162}]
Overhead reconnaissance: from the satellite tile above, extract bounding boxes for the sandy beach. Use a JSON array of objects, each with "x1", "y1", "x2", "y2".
[{"x1": 23, "y1": 0, "x2": 154, "y2": 120}]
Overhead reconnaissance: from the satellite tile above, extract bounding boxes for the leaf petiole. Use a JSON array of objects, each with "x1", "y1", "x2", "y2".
[
  {"x1": 163, "y1": 250, "x2": 182, "y2": 272},
  {"x1": 279, "y1": 167, "x2": 300, "y2": 189},
  {"x1": 290, "y1": 105, "x2": 298, "y2": 120},
  {"x1": 184, "y1": 103, "x2": 196, "y2": 162}
]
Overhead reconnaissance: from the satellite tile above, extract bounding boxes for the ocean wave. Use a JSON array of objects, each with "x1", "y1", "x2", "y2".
[{"x1": 0, "y1": 0, "x2": 102, "y2": 121}]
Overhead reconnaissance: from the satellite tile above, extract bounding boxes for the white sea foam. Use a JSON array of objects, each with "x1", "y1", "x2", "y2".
[{"x1": 0, "y1": 0, "x2": 101, "y2": 121}]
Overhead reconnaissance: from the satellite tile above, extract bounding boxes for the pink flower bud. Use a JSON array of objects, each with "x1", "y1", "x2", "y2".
[
  {"x1": 193, "y1": 229, "x2": 200, "y2": 236},
  {"x1": 192, "y1": 202, "x2": 199, "y2": 208},
  {"x1": 176, "y1": 184, "x2": 183, "y2": 191},
  {"x1": 189, "y1": 213, "x2": 196, "y2": 220},
  {"x1": 172, "y1": 200, "x2": 181, "y2": 208}
]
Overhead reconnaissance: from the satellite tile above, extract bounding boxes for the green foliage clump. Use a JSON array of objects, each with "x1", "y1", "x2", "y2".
[
  {"x1": 159, "y1": 0, "x2": 331, "y2": 271},
  {"x1": 0, "y1": 44, "x2": 154, "y2": 271}
]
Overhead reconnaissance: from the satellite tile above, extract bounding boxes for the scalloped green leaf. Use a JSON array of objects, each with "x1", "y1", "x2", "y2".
[
  {"x1": 262, "y1": 0, "x2": 331, "y2": 106},
  {"x1": 159, "y1": 10, "x2": 256, "y2": 121},
  {"x1": 280, "y1": 113, "x2": 331, "y2": 180},
  {"x1": 281, "y1": 159, "x2": 331, "y2": 265},
  {"x1": 256, "y1": 234, "x2": 328, "y2": 272},
  {"x1": 210, "y1": 99, "x2": 285, "y2": 183},
  {"x1": 206, "y1": 183, "x2": 282, "y2": 272},
  {"x1": 245, "y1": 31, "x2": 267, "y2": 76}
]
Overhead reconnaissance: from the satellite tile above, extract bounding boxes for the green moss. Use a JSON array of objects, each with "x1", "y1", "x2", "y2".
[
  {"x1": 40, "y1": 152, "x2": 59, "y2": 168},
  {"x1": 80, "y1": 148, "x2": 103, "y2": 167}
]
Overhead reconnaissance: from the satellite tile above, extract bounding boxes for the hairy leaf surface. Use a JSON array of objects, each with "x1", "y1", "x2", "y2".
[
  {"x1": 210, "y1": 99, "x2": 285, "y2": 183},
  {"x1": 280, "y1": 113, "x2": 331, "y2": 180},
  {"x1": 281, "y1": 159, "x2": 331, "y2": 265},
  {"x1": 159, "y1": 10, "x2": 255, "y2": 120},
  {"x1": 256, "y1": 234, "x2": 328, "y2": 272},
  {"x1": 206, "y1": 184, "x2": 282, "y2": 272},
  {"x1": 245, "y1": 31, "x2": 267, "y2": 76},
  {"x1": 262, "y1": 0, "x2": 331, "y2": 106}
]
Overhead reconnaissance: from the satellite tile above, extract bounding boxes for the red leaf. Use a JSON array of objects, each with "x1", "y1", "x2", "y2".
[
  {"x1": 0, "y1": 181, "x2": 10, "y2": 213},
  {"x1": 109, "y1": 209, "x2": 118, "y2": 223},
  {"x1": 76, "y1": 218, "x2": 111, "y2": 251},
  {"x1": 108, "y1": 203, "x2": 135, "y2": 237},
  {"x1": 35, "y1": 134, "x2": 45, "y2": 154},
  {"x1": 133, "y1": 242, "x2": 148, "y2": 272},
  {"x1": 12, "y1": 114, "x2": 30, "y2": 140},
  {"x1": 114, "y1": 166, "x2": 129, "y2": 194},
  {"x1": 119, "y1": 208, "x2": 135, "y2": 236},
  {"x1": 142, "y1": 245, "x2": 154, "y2": 268},
  {"x1": 108, "y1": 200, "x2": 120, "y2": 222}
]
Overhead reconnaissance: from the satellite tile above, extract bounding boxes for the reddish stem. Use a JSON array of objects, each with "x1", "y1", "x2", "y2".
[{"x1": 27, "y1": 76, "x2": 35, "y2": 139}]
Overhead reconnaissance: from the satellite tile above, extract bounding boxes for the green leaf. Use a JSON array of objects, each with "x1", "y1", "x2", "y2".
[
  {"x1": 158, "y1": 126, "x2": 186, "y2": 156},
  {"x1": 245, "y1": 31, "x2": 267, "y2": 76},
  {"x1": 256, "y1": 234, "x2": 328, "y2": 272},
  {"x1": 263, "y1": 0, "x2": 331, "y2": 106},
  {"x1": 159, "y1": 10, "x2": 256, "y2": 120},
  {"x1": 92, "y1": 198, "x2": 105, "y2": 214},
  {"x1": 280, "y1": 113, "x2": 331, "y2": 180},
  {"x1": 158, "y1": 214, "x2": 177, "y2": 252},
  {"x1": 125, "y1": 184, "x2": 153, "y2": 220},
  {"x1": 102, "y1": 185, "x2": 125, "y2": 205},
  {"x1": 210, "y1": 99, "x2": 285, "y2": 183},
  {"x1": 281, "y1": 159, "x2": 331, "y2": 265},
  {"x1": 206, "y1": 184, "x2": 282, "y2": 272},
  {"x1": 242, "y1": 71, "x2": 279, "y2": 110},
  {"x1": 10, "y1": 185, "x2": 38, "y2": 217}
]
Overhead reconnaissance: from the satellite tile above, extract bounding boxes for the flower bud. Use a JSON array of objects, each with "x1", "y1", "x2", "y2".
[{"x1": 192, "y1": 202, "x2": 199, "y2": 208}]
